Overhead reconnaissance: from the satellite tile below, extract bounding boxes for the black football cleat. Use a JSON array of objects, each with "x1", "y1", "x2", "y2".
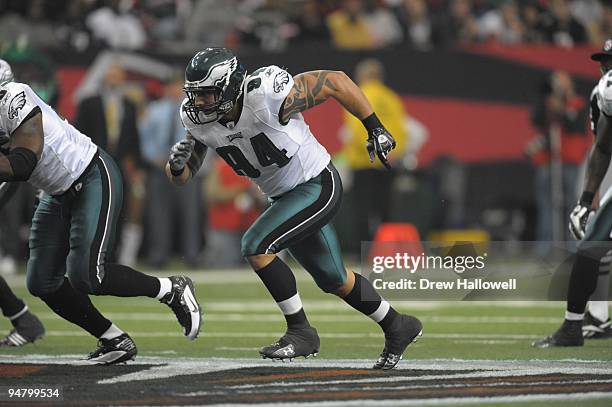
[
  {"x1": 374, "y1": 314, "x2": 422, "y2": 370},
  {"x1": 160, "y1": 276, "x2": 202, "y2": 340},
  {"x1": 260, "y1": 326, "x2": 320, "y2": 361},
  {"x1": 0, "y1": 311, "x2": 45, "y2": 347},
  {"x1": 86, "y1": 333, "x2": 137, "y2": 365},
  {"x1": 582, "y1": 311, "x2": 612, "y2": 339},
  {"x1": 532, "y1": 319, "x2": 584, "y2": 348}
]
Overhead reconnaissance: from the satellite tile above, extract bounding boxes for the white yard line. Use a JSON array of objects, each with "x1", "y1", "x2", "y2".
[
  {"x1": 32, "y1": 312, "x2": 564, "y2": 324},
  {"x1": 33, "y1": 330, "x2": 548, "y2": 340}
]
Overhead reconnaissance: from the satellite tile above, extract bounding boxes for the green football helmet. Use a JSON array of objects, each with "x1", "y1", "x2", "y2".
[{"x1": 183, "y1": 47, "x2": 247, "y2": 124}]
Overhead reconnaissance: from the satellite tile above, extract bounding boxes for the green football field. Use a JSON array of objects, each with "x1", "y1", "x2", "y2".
[
  {"x1": 1, "y1": 267, "x2": 610, "y2": 361},
  {"x1": 1, "y1": 266, "x2": 611, "y2": 406}
]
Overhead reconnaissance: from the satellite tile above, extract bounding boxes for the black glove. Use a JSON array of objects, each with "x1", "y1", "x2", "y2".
[
  {"x1": 169, "y1": 139, "x2": 195, "y2": 177},
  {"x1": 362, "y1": 113, "x2": 396, "y2": 169}
]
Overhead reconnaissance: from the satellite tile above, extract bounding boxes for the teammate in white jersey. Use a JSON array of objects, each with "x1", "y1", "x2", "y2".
[
  {"x1": 0, "y1": 59, "x2": 202, "y2": 364},
  {"x1": 534, "y1": 40, "x2": 612, "y2": 347},
  {"x1": 167, "y1": 47, "x2": 422, "y2": 369}
]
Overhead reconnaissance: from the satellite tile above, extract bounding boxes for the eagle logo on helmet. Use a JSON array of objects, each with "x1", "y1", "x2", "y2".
[{"x1": 8, "y1": 91, "x2": 26, "y2": 120}]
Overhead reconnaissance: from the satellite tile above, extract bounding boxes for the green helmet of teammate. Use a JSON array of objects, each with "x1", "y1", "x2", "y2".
[{"x1": 183, "y1": 47, "x2": 247, "y2": 124}]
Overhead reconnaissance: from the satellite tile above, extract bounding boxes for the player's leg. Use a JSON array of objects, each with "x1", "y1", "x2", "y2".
[
  {"x1": 533, "y1": 199, "x2": 612, "y2": 347},
  {"x1": 65, "y1": 150, "x2": 201, "y2": 341},
  {"x1": 288, "y1": 224, "x2": 422, "y2": 370},
  {"x1": 584, "y1": 253, "x2": 612, "y2": 339},
  {"x1": 0, "y1": 275, "x2": 45, "y2": 347},
  {"x1": 242, "y1": 164, "x2": 342, "y2": 359},
  {"x1": 26, "y1": 193, "x2": 115, "y2": 347}
]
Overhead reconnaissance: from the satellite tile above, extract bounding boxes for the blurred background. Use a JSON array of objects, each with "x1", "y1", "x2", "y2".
[{"x1": 0, "y1": 0, "x2": 605, "y2": 273}]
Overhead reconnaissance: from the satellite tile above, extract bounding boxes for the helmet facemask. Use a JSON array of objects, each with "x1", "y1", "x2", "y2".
[
  {"x1": 184, "y1": 86, "x2": 223, "y2": 124},
  {"x1": 183, "y1": 51, "x2": 246, "y2": 125}
]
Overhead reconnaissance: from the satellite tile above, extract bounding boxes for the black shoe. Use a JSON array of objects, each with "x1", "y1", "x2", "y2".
[
  {"x1": 583, "y1": 311, "x2": 612, "y2": 339},
  {"x1": 373, "y1": 315, "x2": 422, "y2": 370},
  {"x1": 0, "y1": 311, "x2": 45, "y2": 347},
  {"x1": 532, "y1": 319, "x2": 584, "y2": 348},
  {"x1": 260, "y1": 326, "x2": 320, "y2": 361},
  {"x1": 160, "y1": 276, "x2": 202, "y2": 340},
  {"x1": 86, "y1": 333, "x2": 137, "y2": 365}
]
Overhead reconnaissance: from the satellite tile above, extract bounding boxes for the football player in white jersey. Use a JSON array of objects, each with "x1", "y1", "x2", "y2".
[
  {"x1": 534, "y1": 40, "x2": 612, "y2": 347},
  {"x1": 167, "y1": 47, "x2": 422, "y2": 369},
  {"x1": 0, "y1": 59, "x2": 202, "y2": 364}
]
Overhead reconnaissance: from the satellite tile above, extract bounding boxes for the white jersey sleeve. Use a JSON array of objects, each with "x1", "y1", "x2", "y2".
[
  {"x1": 597, "y1": 71, "x2": 612, "y2": 116},
  {"x1": 253, "y1": 65, "x2": 294, "y2": 122},
  {"x1": 0, "y1": 83, "x2": 40, "y2": 135}
]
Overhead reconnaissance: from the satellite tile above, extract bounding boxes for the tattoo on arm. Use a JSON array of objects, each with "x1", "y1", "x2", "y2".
[{"x1": 280, "y1": 71, "x2": 338, "y2": 123}]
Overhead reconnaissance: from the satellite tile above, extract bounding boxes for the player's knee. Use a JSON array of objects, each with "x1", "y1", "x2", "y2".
[
  {"x1": 66, "y1": 264, "x2": 101, "y2": 295},
  {"x1": 241, "y1": 230, "x2": 262, "y2": 257},
  {"x1": 26, "y1": 271, "x2": 61, "y2": 298},
  {"x1": 313, "y1": 272, "x2": 347, "y2": 293}
]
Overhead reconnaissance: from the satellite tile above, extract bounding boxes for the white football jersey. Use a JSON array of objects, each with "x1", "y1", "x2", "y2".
[
  {"x1": 181, "y1": 65, "x2": 330, "y2": 197},
  {"x1": 596, "y1": 70, "x2": 612, "y2": 117},
  {"x1": 0, "y1": 82, "x2": 97, "y2": 195}
]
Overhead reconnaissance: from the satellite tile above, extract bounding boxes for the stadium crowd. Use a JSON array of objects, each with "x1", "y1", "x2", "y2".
[{"x1": 0, "y1": 0, "x2": 607, "y2": 52}]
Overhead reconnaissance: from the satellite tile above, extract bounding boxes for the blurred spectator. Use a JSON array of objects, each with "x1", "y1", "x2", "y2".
[
  {"x1": 521, "y1": 1, "x2": 546, "y2": 43},
  {"x1": 570, "y1": 0, "x2": 603, "y2": 44},
  {"x1": 394, "y1": 0, "x2": 433, "y2": 50},
  {"x1": 55, "y1": 0, "x2": 100, "y2": 53},
  {"x1": 539, "y1": 0, "x2": 588, "y2": 47},
  {"x1": 478, "y1": 0, "x2": 525, "y2": 44},
  {"x1": 139, "y1": 72, "x2": 204, "y2": 268},
  {"x1": 290, "y1": 0, "x2": 331, "y2": 46},
  {"x1": 0, "y1": 0, "x2": 58, "y2": 49},
  {"x1": 86, "y1": 0, "x2": 147, "y2": 50},
  {"x1": 590, "y1": 2, "x2": 612, "y2": 46},
  {"x1": 184, "y1": 0, "x2": 239, "y2": 47},
  {"x1": 432, "y1": 0, "x2": 480, "y2": 48},
  {"x1": 235, "y1": 0, "x2": 296, "y2": 51},
  {"x1": 364, "y1": 0, "x2": 403, "y2": 47},
  {"x1": 139, "y1": 0, "x2": 192, "y2": 42},
  {"x1": 204, "y1": 159, "x2": 262, "y2": 268},
  {"x1": 74, "y1": 63, "x2": 145, "y2": 266},
  {"x1": 525, "y1": 71, "x2": 589, "y2": 243},
  {"x1": 340, "y1": 59, "x2": 408, "y2": 241},
  {"x1": 327, "y1": 0, "x2": 376, "y2": 49}
]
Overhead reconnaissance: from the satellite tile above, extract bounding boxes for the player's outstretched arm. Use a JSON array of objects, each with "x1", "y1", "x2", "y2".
[
  {"x1": 280, "y1": 70, "x2": 396, "y2": 169},
  {"x1": 569, "y1": 113, "x2": 612, "y2": 239},
  {"x1": 0, "y1": 111, "x2": 43, "y2": 182},
  {"x1": 584, "y1": 113, "x2": 612, "y2": 197},
  {"x1": 280, "y1": 70, "x2": 372, "y2": 122},
  {"x1": 165, "y1": 132, "x2": 207, "y2": 186}
]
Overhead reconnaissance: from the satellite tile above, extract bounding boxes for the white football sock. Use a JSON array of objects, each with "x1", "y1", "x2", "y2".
[
  {"x1": 155, "y1": 278, "x2": 172, "y2": 300},
  {"x1": 565, "y1": 311, "x2": 584, "y2": 321},
  {"x1": 588, "y1": 301, "x2": 610, "y2": 322},
  {"x1": 100, "y1": 323, "x2": 124, "y2": 340},
  {"x1": 118, "y1": 223, "x2": 142, "y2": 266}
]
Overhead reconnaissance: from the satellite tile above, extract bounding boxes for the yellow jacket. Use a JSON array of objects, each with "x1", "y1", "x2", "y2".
[
  {"x1": 327, "y1": 11, "x2": 375, "y2": 50},
  {"x1": 342, "y1": 80, "x2": 407, "y2": 169}
]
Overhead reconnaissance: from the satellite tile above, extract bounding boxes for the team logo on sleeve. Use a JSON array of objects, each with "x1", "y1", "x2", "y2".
[
  {"x1": 273, "y1": 71, "x2": 290, "y2": 93},
  {"x1": 8, "y1": 91, "x2": 26, "y2": 119}
]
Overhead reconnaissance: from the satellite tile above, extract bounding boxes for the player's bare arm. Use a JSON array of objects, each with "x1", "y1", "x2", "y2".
[
  {"x1": 569, "y1": 111, "x2": 612, "y2": 240},
  {"x1": 166, "y1": 131, "x2": 207, "y2": 185},
  {"x1": 280, "y1": 70, "x2": 373, "y2": 123},
  {"x1": 281, "y1": 70, "x2": 396, "y2": 168},
  {"x1": 584, "y1": 113, "x2": 612, "y2": 196},
  {"x1": 0, "y1": 110, "x2": 43, "y2": 182}
]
